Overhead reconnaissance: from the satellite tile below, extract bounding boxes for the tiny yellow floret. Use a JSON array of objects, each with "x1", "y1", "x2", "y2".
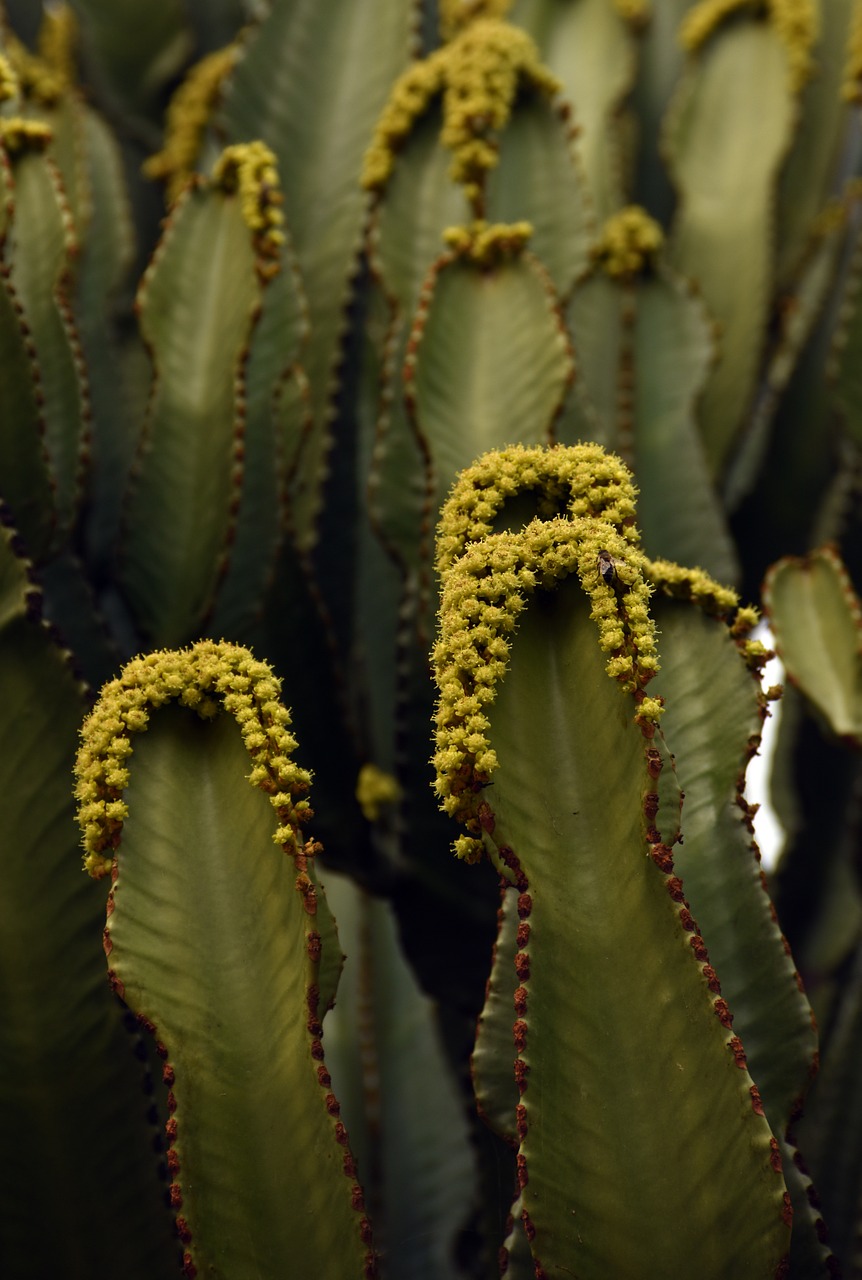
[
  {"x1": 0, "y1": 55, "x2": 20, "y2": 104},
  {"x1": 37, "y1": 3, "x2": 78, "y2": 92},
  {"x1": 443, "y1": 218, "x2": 533, "y2": 264},
  {"x1": 3, "y1": 28, "x2": 65, "y2": 106}
]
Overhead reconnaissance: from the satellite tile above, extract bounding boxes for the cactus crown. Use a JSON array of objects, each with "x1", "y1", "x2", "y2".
[
  {"x1": 362, "y1": 17, "x2": 560, "y2": 209},
  {"x1": 433, "y1": 445, "x2": 667, "y2": 858},
  {"x1": 74, "y1": 641, "x2": 312, "y2": 879},
  {"x1": 593, "y1": 206, "x2": 664, "y2": 279},
  {"x1": 0, "y1": 116, "x2": 52, "y2": 154},
  {"x1": 211, "y1": 141, "x2": 286, "y2": 263}
]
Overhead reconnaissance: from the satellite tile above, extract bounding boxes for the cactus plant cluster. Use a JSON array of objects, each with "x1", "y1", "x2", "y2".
[{"x1": 4, "y1": 0, "x2": 862, "y2": 1277}]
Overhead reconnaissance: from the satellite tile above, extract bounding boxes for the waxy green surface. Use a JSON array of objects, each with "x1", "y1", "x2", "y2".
[
  {"x1": 107, "y1": 703, "x2": 369, "y2": 1278},
  {"x1": 473, "y1": 580, "x2": 789, "y2": 1277}
]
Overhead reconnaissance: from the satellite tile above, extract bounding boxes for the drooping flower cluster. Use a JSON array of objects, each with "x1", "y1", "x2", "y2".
[
  {"x1": 362, "y1": 18, "x2": 559, "y2": 209},
  {"x1": 432, "y1": 445, "x2": 663, "y2": 857},
  {"x1": 212, "y1": 141, "x2": 287, "y2": 268},
  {"x1": 0, "y1": 117, "x2": 52, "y2": 155},
  {"x1": 592, "y1": 206, "x2": 664, "y2": 280},
  {"x1": 144, "y1": 46, "x2": 239, "y2": 202},
  {"x1": 75, "y1": 641, "x2": 312, "y2": 878},
  {"x1": 442, "y1": 218, "x2": 533, "y2": 266}
]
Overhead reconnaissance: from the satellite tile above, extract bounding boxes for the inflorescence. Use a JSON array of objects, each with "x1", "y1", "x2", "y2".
[
  {"x1": 75, "y1": 640, "x2": 312, "y2": 879},
  {"x1": 362, "y1": 17, "x2": 560, "y2": 210},
  {"x1": 432, "y1": 444, "x2": 756, "y2": 861}
]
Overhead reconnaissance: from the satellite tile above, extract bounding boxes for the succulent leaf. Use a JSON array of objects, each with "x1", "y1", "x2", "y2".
[
  {"x1": 764, "y1": 544, "x2": 862, "y2": 741},
  {"x1": 74, "y1": 641, "x2": 373, "y2": 1276},
  {"x1": 510, "y1": 0, "x2": 642, "y2": 220},
  {"x1": 120, "y1": 164, "x2": 269, "y2": 645},
  {"x1": 0, "y1": 525, "x2": 178, "y2": 1279},
  {"x1": 666, "y1": 14, "x2": 796, "y2": 477},
  {"x1": 221, "y1": 0, "x2": 417, "y2": 549},
  {"x1": 0, "y1": 122, "x2": 89, "y2": 538}
]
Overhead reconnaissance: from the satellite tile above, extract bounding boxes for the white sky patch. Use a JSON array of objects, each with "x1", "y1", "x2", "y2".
[{"x1": 744, "y1": 620, "x2": 785, "y2": 871}]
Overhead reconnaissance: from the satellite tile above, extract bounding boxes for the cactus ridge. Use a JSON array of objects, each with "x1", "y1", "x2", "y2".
[{"x1": 74, "y1": 640, "x2": 313, "y2": 879}]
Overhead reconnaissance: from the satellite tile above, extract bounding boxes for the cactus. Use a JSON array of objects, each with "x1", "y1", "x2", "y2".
[{"x1": 3, "y1": 1, "x2": 862, "y2": 1277}]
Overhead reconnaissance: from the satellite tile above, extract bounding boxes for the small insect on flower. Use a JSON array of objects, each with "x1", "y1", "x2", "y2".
[{"x1": 597, "y1": 550, "x2": 621, "y2": 585}]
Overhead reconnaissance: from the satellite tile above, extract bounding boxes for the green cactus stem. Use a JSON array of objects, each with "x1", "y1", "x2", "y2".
[
  {"x1": 120, "y1": 141, "x2": 293, "y2": 646},
  {"x1": 764, "y1": 543, "x2": 862, "y2": 742},
  {"x1": 74, "y1": 640, "x2": 374, "y2": 1278},
  {"x1": 433, "y1": 444, "x2": 790, "y2": 1276},
  {"x1": 0, "y1": 522, "x2": 178, "y2": 1279}
]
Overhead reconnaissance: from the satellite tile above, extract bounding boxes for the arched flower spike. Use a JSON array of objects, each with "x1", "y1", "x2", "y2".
[
  {"x1": 75, "y1": 640, "x2": 313, "y2": 878},
  {"x1": 362, "y1": 14, "x2": 560, "y2": 215},
  {"x1": 74, "y1": 640, "x2": 374, "y2": 1280},
  {"x1": 433, "y1": 443, "x2": 663, "y2": 858},
  {"x1": 433, "y1": 443, "x2": 767, "y2": 858},
  {"x1": 432, "y1": 444, "x2": 791, "y2": 1277}
]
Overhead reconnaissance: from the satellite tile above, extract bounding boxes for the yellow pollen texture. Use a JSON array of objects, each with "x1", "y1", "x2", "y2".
[
  {"x1": 74, "y1": 640, "x2": 311, "y2": 879},
  {"x1": 212, "y1": 140, "x2": 286, "y2": 263},
  {"x1": 362, "y1": 18, "x2": 559, "y2": 204}
]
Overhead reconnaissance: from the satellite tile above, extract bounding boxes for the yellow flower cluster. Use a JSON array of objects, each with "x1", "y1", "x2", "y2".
[
  {"x1": 74, "y1": 641, "x2": 312, "y2": 879},
  {"x1": 0, "y1": 56, "x2": 20, "y2": 104},
  {"x1": 592, "y1": 205, "x2": 664, "y2": 280},
  {"x1": 212, "y1": 140, "x2": 286, "y2": 269},
  {"x1": 0, "y1": 117, "x2": 52, "y2": 155},
  {"x1": 645, "y1": 557, "x2": 740, "y2": 615},
  {"x1": 2, "y1": 4, "x2": 76, "y2": 107},
  {"x1": 362, "y1": 18, "x2": 559, "y2": 207},
  {"x1": 679, "y1": 0, "x2": 817, "y2": 93},
  {"x1": 432, "y1": 445, "x2": 662, "y2": 850},
  {"x1": 436, "y1": 442, "x2": 641, "y2": 575},
  {"x1": 143, "y1": 46, "x2": 238, "y2": 203},
  {"x1": 442, "y1": 218, "x2": 533, "y2": 265},
  {"x1": 355, "y1": 763, "x2": 402, "y2": 822}
]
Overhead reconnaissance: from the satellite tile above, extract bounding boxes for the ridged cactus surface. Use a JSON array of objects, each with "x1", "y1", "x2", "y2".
[{"x1": 1, "y1": 1, "x2": 862, "y2": 1277}]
